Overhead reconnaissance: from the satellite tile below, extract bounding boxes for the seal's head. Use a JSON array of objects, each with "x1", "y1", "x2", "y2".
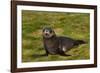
[{"x1": 42, "y1": 27, "x2": 56, "y2": 38}]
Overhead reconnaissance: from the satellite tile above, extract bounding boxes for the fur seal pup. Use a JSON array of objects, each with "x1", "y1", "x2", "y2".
[{"x1": 42, "y1": 27, "x2": 85, "y2": 56}]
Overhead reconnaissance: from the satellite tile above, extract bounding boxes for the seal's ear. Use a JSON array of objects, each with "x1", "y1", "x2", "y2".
[
  {"x1": 52, "y1": 29, "x2": 55, "y2": 33},
  {"x1": 51, "y1": 29, "x2": 56, "y2": 36},
  {"x1": 42, "y1": 27, "x2": 45, "y2": 32},
  {"x1": 42, "y1": 26, "x2": 46, "y2": 31}
]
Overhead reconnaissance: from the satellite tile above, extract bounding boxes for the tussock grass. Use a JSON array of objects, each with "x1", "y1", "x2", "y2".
[{"x1": 22, "y1": 10, "x2": 90, "y2": 62}]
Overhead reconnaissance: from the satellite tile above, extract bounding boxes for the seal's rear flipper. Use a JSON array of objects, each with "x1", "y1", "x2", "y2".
[{"x1": 74, "y1": 40, "x2": 86, "y2": 46}]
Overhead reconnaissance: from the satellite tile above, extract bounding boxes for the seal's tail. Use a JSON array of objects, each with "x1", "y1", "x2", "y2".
[{"x1": 74, "y1": 40, "x2": 86, "y2": 46}]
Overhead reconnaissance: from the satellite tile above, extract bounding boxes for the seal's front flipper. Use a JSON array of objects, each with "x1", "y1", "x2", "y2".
[{"x1": 58, "y1": 51, "x2": 71, "y2": 56}]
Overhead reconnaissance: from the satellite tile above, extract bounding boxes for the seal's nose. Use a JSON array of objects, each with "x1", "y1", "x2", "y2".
[{"x1": 44, "y1": 30, "x2": 50, "y2": 34}]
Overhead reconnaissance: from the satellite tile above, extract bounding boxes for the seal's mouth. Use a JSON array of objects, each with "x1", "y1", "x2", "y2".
[
  {"x1": 43, "y1": 33, "x2": 51, "y2": 38},
  {"x1": 45, "y1": 33, "x2": 49, "y2": 36}
]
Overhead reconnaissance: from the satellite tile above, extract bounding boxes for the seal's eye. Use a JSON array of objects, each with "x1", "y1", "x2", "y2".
[
  {"x1": 49, "y1": 30, "x2": 53, "y2": 33},
  {"x1": 42, "y1": 27, "x2": 53, "y2": 35}
]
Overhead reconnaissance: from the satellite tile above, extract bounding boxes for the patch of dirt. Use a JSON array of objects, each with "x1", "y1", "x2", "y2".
[
  {"x1": 54, "y1": 28, "x2": 63, "y2": 35},
  {"x1": 32, "y1": 29, "x2": 42, "y2": 37}
]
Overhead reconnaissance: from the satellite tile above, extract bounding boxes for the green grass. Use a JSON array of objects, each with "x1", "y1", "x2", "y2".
[{"x1": 22, "y1": 10, "x2": 90, "y2": 62}]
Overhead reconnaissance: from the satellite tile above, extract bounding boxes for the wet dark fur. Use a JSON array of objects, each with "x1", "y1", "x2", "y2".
[{"x1": 42, "y1": 27, "x2": 85, "y2": 56}]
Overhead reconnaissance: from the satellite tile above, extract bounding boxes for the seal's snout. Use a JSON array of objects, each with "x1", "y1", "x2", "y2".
[
  {"x1": 45, "y1": 33, "x2": 49, "y2": 36},
  {"x1": 44, "y1": 29, "x2": 50, "y2": 34}
]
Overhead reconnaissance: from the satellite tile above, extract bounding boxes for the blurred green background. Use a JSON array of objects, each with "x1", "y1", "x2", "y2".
[{"x1": 22, "y1": 10, "x2": 90, "y2": 62}]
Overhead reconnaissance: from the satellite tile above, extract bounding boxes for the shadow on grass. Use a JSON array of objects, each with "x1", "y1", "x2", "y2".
[
  {"x1": 31, "y1": 54, "x2": 48, "y2": 58},
  {"x1": 31, "y1": 53, "x2": 72, "y2": 58}
]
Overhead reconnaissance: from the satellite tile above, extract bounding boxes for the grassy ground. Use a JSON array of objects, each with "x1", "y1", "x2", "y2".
[{"x1": 22, "y1": 10, "x2": 90, "y2": 62}]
